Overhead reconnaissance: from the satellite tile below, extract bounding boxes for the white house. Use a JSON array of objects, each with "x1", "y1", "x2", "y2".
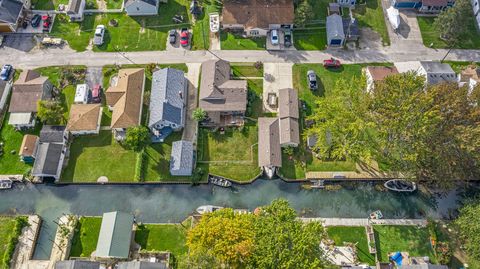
[
  {"x1": 417, "y1": 61, "x2": 456, "y2": 85},
  {"x1": 74, "y1": 84, "x2": 89, "y2": 104},
  {"x1": 337, "y1": 0, "x2": 356, "y2": 6},
  {"x1": 458, "y1": 66, "x2": 480, "y2": 93},
  {"x1": 66, "y1": 0, "x2": 85, "y2": 22},
  {"x1": 32, "y1": 126, "x2": 69, "y2": 181},
  {"x1": 124, "y1": 0, "x2": 159, "y2": 16}
]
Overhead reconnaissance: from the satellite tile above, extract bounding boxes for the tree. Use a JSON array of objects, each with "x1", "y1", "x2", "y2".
[
  {"x1": 124, "y1": 126, "x2": 150, "y2": 152},
  {"x1": 187, "y1": 208, "x2": 255, "y2": 267},
  {"x1": 455, "y1": 199, "x2": 480, "y2": 262},
  {"x1": 193, "y1": 108, "x2": 207, "y2": 122},
  {"x1": 433, "y1": 0, "x2": 471, "y2": 44},
  {"x1": 294, "y1": 0, "x2": 314, "y2": 28},
  {"x1": 37, "y1": 100, "x2": 65, "y2": 125}
]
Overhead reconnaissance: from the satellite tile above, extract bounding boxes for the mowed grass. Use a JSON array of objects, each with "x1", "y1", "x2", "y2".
[
  {"x1": 353, "y1": 0, "x2": 390, "y2": 46},
  {"x1": 0, "y1": 216, "x2": 17, "y2": 260},
  {"x1": 220, "y1": 32, "x2": 266, "y2": 50},
  {"x1": 374, "y1": 225, "x2": 436, "y2": 263},
  {"x1": 135, "y1": 224, "x2": 187, "y2": 257},
  {"x1": 70, "y1": 217, "x2": 102, "y2": 258},
  {"x1": 31, "y1": 0, "x2": 68, "y2": 10},
  {"x1": 61, "y1": 131, "x2": 137, "y2": 182},
  {"x1": 50, "y1": 14, "x2": 96, "y2": 52},
  {"x1": 417, "y1": 16, "x2": 480, "y2": 49},
  {"x1": 0, "y1": 115, "x2": 42, "y2": 175},
  {"x1": 327, "y1": 226, "x2": 376, "y2": 265},
  {"x1": 294, "y1": 29, "x2": 327, "y2": 50},
  {"x1": 197, "y1": 124, "x2": 261, "y2": 182},
  {"x1": 191, "y1": 0, "x2": 222, "y2": 50},
  {"x1": 231, "y1": 63, "x2": 263, "y2": 78}
]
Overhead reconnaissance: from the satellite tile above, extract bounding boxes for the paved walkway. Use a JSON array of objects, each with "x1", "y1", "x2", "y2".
[
  {"x1": 182, "y1": 63, "x2": 201, "y2": 144},
  {"x1": 263, "y1": 63, "x2": 293, "y2": 113},
  {"x1": 300, "y1": 218, "x2": 427, "y2": 226}
]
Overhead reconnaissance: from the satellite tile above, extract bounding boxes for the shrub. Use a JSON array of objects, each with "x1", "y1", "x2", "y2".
[{"x1": 134, "y1": 150, "x2": 147, "y2": 182}]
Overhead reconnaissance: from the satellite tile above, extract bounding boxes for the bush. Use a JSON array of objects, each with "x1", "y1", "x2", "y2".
[{"x1": 134, "y1": 150, "x2": 147, "y2": 182}]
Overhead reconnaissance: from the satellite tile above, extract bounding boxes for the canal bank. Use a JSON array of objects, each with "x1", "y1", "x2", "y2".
[{"x1": 0, "y1": 180, "x2": 476, "y2": 260}]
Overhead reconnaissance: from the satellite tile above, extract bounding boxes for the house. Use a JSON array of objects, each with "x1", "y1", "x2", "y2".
[
  {"x1": 74, "y1": 84, "x2": 89, "y2": 104},
  {"x1": 278, "y1": 88, "x2": 299, "y2": 147},
  {"x1": 337, "y1": 0, "x2": 356, "y2": 7},
  {"x1": 66, "y1": 0, "x2": 85, "y2": 22},
  {"x1": 418, "y1": 61, "x2": 456, "y2": 85},
  {"x1": 391, "y1": 0, "x2": 421, "y2": 8},
  {"x1": 55, "y1": 260, "x2": 101, "y2": 269},
  {"x1": 170, "y1": 140, "x2": 194, "y2": 176},
  {"x1": 365, "y1": 66, "x2": 399, "y2": 92},
  {"x1": 0, "y1": 0, "x2": 24, "y2": 33},
  {"x1": 199, "y1": 60, "x2": 248, "y2": 127},
  {"x1": 328, "y1": 3, "x2": 341, "y2": 15},
  {"x1": 124, "y1": 0, "x2": 160, "y2": 16},
  {"x1": 221, "y1": 0, "x2": 294, "y2": 36},
  {"x1": 67, "y1": 104, "x2": 102, "y2": 135},
  {"x1": 106, "y1": 68, "x2": 145, "y2": 140},
  {"x1": 0, "y1": 79, "x2": 12, "y2": 113},
  {"x1": 19, "y1": 134, "x2": 38, "y2": 163},
  {"x1": 458, "y1": 66, "x2": 480, "y2": 93},
  {"x1": 343, "y1": 17, "x2": 360, "y2": 42},
  {"x1": 326, "y1": 14, "x2": 345, "y2": 47},
  {"x1": 117, "y1": 261, "x2": 168, "y2": 269},
  {"x1": 472, "y1": 0, "x2": 480, "y2": 28},
  {"x1": 32, "y1": 125, "x2": 69, "y2": 181},
  {"x1": 419, "y1": 0, "x2": 453, "y2": 13},
  {"x1": 148, "y1": 68, "x2": 186, "y2": 143},
  {"x1": 258, "y1": 117, "x2": 282, "y2": 169},
  {"x1": 8, "y1": 70, "x2": 53, "y2": 129},
  {"x1": 95, "y1": 211, "x2": 134, "y2": 260}
]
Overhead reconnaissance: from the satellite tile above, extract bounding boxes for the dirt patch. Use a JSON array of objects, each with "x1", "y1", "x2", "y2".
[{"x1": 358, "y1": 27, "x2": 382, "y2": 50}]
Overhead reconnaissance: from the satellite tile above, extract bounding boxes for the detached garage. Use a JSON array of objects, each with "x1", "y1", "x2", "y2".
[{"x1": 326, "y1": 14, "x2": 345, "y2": 47}]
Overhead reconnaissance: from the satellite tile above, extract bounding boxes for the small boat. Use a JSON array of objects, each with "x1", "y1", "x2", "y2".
[
  {"x1": 384, "y1": 179, "x2": 417, "y2": 192},
  {"x1": 196, "y1": 205, "x2": 223, "y2": 214},
  {"x1": 209, "y1": 12, "x2": 219, "y2": 33},
  {"x1": 386, "y1": 6, "x2": 400, "y2": 30},
  {"x1": 310, "y1": 180, "x2": 325, "y2": 189},
  {"x1": 0, "y1": 179, "x2": 13, "y2": 190},
  {"x1": 370, "y1": 210, "x2": 383, "y2": 219},
  {"x1": 262, "y1": 166, "x2": 276, "y2": 179},
  {"x1": 208, "y1": 174, "x2": 232, "y2": 188}
]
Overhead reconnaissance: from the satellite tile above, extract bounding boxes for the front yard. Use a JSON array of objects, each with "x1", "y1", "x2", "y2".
[
  {"x1": 135, "y1": 224, "x2": 188, "y2": 257},
  {"x1": 69, "y1": 217, "x2": 102, "y2": 257},
  {"x1": 353, "y1": 0, "x2": 390, "y2": 46},
  {"x1": 220, "y1": 32, "x2": 266, "y2": 50},
  {"x1": 417, "y1": 16, "x2": 480, "y2": 49}
]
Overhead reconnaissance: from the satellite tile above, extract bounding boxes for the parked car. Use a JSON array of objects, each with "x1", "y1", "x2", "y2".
[
  {"x1": 91, "y1": 84, "x2": 102, "y2": 103},
  {"x1": 93, "y1": 25, "x2": 105, "y2": 46},
  {"x1": 271, "y1": 29, "x2": 279, "y2": 45},
  {"x1": 31, "y1": 14, "x2": 41, "y2": 28},
  {"x1": 168, "y1": 29, "x2": 176, "y2": 44},
  {"x1": 180, "y1": 28, "x2": 189, "y2": 47},
  {"x1": 307, "y1": 70, "x2": 317, "y2": 91},
  {"x1": 0, "y1": 64, "x2": 13, "y2": 81},
  {"x1": 323, "y1": 58, "x2": 341, "y2": 68},
  {"x1": 284, "y1": 29, "x2": 292, "y2": 47},
  {"x1": 42, "y1": 15, "x2": 51, "y2": 32}
]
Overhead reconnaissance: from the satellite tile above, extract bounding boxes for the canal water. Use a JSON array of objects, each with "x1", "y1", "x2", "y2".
[{"x1": 0, "y1": 180, "x2": 473, "y2": 260}]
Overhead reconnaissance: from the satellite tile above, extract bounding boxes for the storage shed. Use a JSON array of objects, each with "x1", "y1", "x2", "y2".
[{"x1": 326, "y1": 14, "x2": 345, "y2": 47}]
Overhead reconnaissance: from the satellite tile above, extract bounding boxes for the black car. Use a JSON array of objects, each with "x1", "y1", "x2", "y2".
[
  {"x1": 168, "y1": 29, "x2": 176, "y2": 44},
  {"x1": 284, "y1": 29, "x2": 292, "y2": 47},
  {"x1": 31, "y1": 14, "x2": 41, "y2": 28}
]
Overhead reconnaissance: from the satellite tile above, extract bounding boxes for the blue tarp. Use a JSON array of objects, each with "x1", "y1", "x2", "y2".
[{"x1": 390, "y1": 252, "x2": 403, "y2": 266}]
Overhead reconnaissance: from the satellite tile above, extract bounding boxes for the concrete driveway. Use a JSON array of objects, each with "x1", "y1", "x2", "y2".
[
  {"x1": 85, "y1": 67, "x2": 103, "y2": 87},
  {"x1": 263, "y1": 63, "x2": 293, "y2": 113},
  {"x1": 182, "y1": 63, "x2": 201, "y2": 145}
]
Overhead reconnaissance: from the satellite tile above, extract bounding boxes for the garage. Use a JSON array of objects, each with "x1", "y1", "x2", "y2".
[{"x1": 326, "y1": 14, "x2": 345, "y2": 47}]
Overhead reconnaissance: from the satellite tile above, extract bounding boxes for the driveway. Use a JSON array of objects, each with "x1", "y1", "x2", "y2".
[
  {"x1": 85, "y1": 67, "x2": 103, "y2": 87},
  {"x1": 263, "y1": 63, "x2": 293, "y2": 113},
  {"x1": 182, "y1": 63, "x2": 201, "y2": 145}
]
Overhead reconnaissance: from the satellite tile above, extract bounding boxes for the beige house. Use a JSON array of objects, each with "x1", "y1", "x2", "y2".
[
  {"x1": 67, "y1": 104, "x2": 102, "y2": 135},
  {"x1": 106, "y1": 68, "x2": 145, "y2": 140}
]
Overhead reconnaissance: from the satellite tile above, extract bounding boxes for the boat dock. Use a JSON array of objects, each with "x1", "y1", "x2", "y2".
[
  {"x1": 299, "y1": 217, "x2": 427, "y2": 227},
  {"x1": 305, "y1": 163, "x2": 405, "y2": 181}
]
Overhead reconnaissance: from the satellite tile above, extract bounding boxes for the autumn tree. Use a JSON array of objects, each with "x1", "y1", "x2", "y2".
[
  {"x1": 124, "y1": 126, "x2": 151, "y2": 152},
  {"x1": 37, "y1": 100, "x2": 65, "y2": 125},
  {"x1": 433, "y1": 0, "x2": 471, "y2": 44},
  {"x1": 455, "y1": 199, "x2": 480, "y2": 264}
]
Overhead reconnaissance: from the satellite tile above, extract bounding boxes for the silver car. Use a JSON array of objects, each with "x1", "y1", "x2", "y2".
[
  {"x1": 93, "y1": 25, "x2": 105, "y2": 46},
  {"x1": 307, "y1": 70, "x2": 318, "y2": 90}
]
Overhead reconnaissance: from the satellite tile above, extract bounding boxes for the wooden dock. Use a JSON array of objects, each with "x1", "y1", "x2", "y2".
[{"x1": 299, "y1": 218, "x2": 427, "y2": 227}]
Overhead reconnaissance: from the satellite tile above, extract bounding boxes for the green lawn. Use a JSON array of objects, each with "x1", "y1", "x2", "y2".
[
  {"x1": 220, "y1": 32, "x2": 266, "y2": 50},
  {"x1": 0, "y1": 115, "x2": 42, "y2": 175},
  {"x1": 50, "y1": 14, "x2": 96, "y2": 52},
  {"x1": 417, "y1": 16, "x2": 480, "y2": 49},
  {"x1": 246, "y1": 79, "x2": 264, "y2": 119},
  {"x1": 327, "y1": 226, "x2": 376, "y2": 265},
  {"x1": 191, "y1": 0, "x2": 222, "y2": 50},
  {"x1": 61, "y1": 131, "x2": 137, "y2": 182},
  {"x1": 106, "y1": 0, "x2": 123, "y2": 9},
  {"x1": 293, "y1": 29, "x2": 327, "y2": 51},
  {"x1": 374, "y1": 225, "x2": 436, "y2": 263},
  {"x1": 353, "y1": 0, "x2": 390, "y2": 46},
  {"x1": 231, "y1": 63, "x2": 263, "y2": 78},
  {"x1": 31, "y1": 0, "x2": 68, "y2": 10},
  {"x1": 69, "y1": 217, "x2": 102, "y2": 258},
  {"x1": 197, "y1": 124, "x2": 261, "y2": 182},
  {"x1": 135, "y1": 224, "x2": 187, "y2": 257},
  {"x1": 0, "y1": 216, "x2": 17, "y2": 262},
  {"x1": 0, "y1": 216, "x2": 27, "y2": 269}
]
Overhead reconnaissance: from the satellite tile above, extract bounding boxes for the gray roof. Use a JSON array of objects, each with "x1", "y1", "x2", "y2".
[
  {"x1": 125, "y1": 0, "x2": 157, "y2": 7},
  {"x1": 0, "y1": 0, "x2": 23, "y2": 24},
  {"x1": 279, "y1": 117, "x2": 299, "y2": 146},
  {"x1": 67, "y1": 0, "x2": 83, "y2": 14},
  {"x1": 55, "y1": 261, "x2": 101, "y2": 269},
  {"x1": 278, "y1": 88, "x2": 298, "y2": 119},
  {"x1": 39, "y1": 125, "x2": 67, "y2": 143},
  {"x1": 117, "y1": 261, "x2": 167, "y2": 269},
  {"x1": 258, "y1": 117, "x2": 282, "y2": 167},
  {"x1": 420, "y1": 61, "x2": 456, "y2": 84},
  {"x1": 326, "y1": 14, "x2": 345, "y2": 41},
  {"x1": 32, "y1": 143, "x2": 63, "y2": 176},
  {"x1": 95, "y1": 211, "x2": 134, "y2": 259},
  {"x1": 170, "y1": 140, "x2": 194, "y2": 176},
  {"x1": 149, "y1": 68, "x2": 186, "y2": 128}
]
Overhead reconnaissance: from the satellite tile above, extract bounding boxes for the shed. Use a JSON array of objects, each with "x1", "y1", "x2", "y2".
[
  {"x1": 74, "y1": 84, "x2": 90, "y2": 104},
  {"x1": 169, "y1": 140, "x2": 194, "y2": 176},
  {"x1": 326, "y1": 14, "x2": 345, "y2": 47},
  {"x1": 19, "y1": 134, "x2": 39, "y2": 163},
  {"x1": 55, "y1": 260, "x2": 101, "y2": 269},
  {"x1": 95, "y1": 211, "x2": 134, "y2": 259}
]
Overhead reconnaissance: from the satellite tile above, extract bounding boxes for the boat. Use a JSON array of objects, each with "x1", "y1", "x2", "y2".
[
  {"x1": 386, "y1": 6, "x2": 400, "y2": 30},
  {"x1": 0, "y1": 179, "x2": 13, "y2": 190},
  {"x1": 209, "y1": 12, "x2": 219, "y2": 33},
  {"x1": 370, "y1": 210, "x2": 383, "y2": 219},
  {"x1": 384, "y1": 179, "x2": 417, "y2": 192},
  {"x1": 196, "y1": 205, "x2": 223, "y2": 214},
  {"x1": 310, "y1": 180, "x2": 325, "y2": 189},
  {"x1": 208, "y1": 174, "x2": 232, "y2": 188},
  {"x1": 262, "y1": 166, "x2": 276, "y2": 179}
]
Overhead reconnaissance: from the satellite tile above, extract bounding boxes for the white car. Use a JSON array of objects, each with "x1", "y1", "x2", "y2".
[
  {"x1": 270, "y1": 29, "x2": 279, "y2": 45},
  {"x1": 93, "y1": 25, "x2": 105, "y2": 46}
]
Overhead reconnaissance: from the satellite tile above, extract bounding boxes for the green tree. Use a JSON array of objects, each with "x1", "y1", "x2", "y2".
[
  {"x1": 433, "y1": 0, "x2": 471, "y2": 44},
  {"x1": 124, "y1": 126, "x2": 150, "y2": 152},
  {"x1": 37, "y1": 100, "x2": 65, "y2": 125},
  {"x1": 455, "y1": 199, "x2": 480, "y2": 263},
  {"x1": 193, "y1": 108, "x2": 207, "y2": 122},
  {"x1": 294, "y1": 0, "x2": 314, "y2": 28}
]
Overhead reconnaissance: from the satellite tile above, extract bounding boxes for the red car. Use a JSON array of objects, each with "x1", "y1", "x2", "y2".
[
  {"x1": 323, "y1": 58, "x2": 341, "y2": 68},
  {"x1": 42, "y1": 15, "x2": 51, "y2": 32},
  {"x1": 180, "y1": 28, "x2": 189, "y2": 47},
  {"x1": 91, "y1": 84, "x2": 102, "y2": 103}
]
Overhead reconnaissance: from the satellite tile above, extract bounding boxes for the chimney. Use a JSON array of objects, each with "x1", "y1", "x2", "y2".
[{"x1": 179, "y1": 91, "x2": 183, "y2": 99}]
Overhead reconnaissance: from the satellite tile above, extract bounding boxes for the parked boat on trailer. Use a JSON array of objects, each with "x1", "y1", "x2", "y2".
[
  {"x1": 196, "y1": 205, "x2": 223, "y2": 214},
  {"x1": 384, "y1": 179, "x2": 417, "y2": 193},
  {"x1": 208, "y1": 174, "x2": 232, "y2": 188}
]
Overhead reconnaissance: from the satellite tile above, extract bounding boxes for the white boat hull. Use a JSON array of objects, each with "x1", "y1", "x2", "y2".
[
  {"x1": 196, "y1": 205, "x2": 223, "y2": 214},
  {"x1": 263, "y1": 166, "x2": 276, "y2": 179},
  {"x1": 384, "y1": 180, "x2": 417, "y2": 192},
  {"x1": 387, "y1": 7, "x2": 400, "y2": 30},
  {"x1": 209, "y1": 13, "x2": 219, "y2": 33}
]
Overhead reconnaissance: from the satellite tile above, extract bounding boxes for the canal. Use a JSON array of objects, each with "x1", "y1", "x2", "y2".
[{"x1": 0, "y1": 180, "x2": 472, "y2": 260}]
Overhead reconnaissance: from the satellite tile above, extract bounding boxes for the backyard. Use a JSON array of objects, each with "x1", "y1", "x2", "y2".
[
  {"x1": 327, "y1": 226, "x2": 376, "y2": 265},
  {"x1": 135, "y1": 224, "x2": 188, "y2": 258},
  {"x1": 417, "y1": 16, "x2": 480, "y2": 49},
  {"x1": 0, "y1": 216, "x2": 28, "y2": 269},
  {"x1": 220, "y1": 32, "x2": 266, "y2": 50},
  {"x1": 69, "y1": 217, "x2": 102, "y2": 257}
]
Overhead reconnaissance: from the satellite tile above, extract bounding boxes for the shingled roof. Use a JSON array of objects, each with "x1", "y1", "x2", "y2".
[
  {"x1": 9, "y1": 70, "x2": 51, "y2": 113},
  {"x1": 95, "y1": 211, "x2": 133, "y2": 259},
  {"x1": 170, "y1": 140, "x2": 194, "y2": 176},
  {"x1": 0, "y1": 0, "x2": 23, "y2": 24},
  {"x1": 67, "y1": 104, "x2": 102, "y2": 132},
  {"x1": 222, "y1": 0, "x2": 294, "y2": 29},
  {"x1": 258, "y1": 117, "x2": 282, "y2": 167}
]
